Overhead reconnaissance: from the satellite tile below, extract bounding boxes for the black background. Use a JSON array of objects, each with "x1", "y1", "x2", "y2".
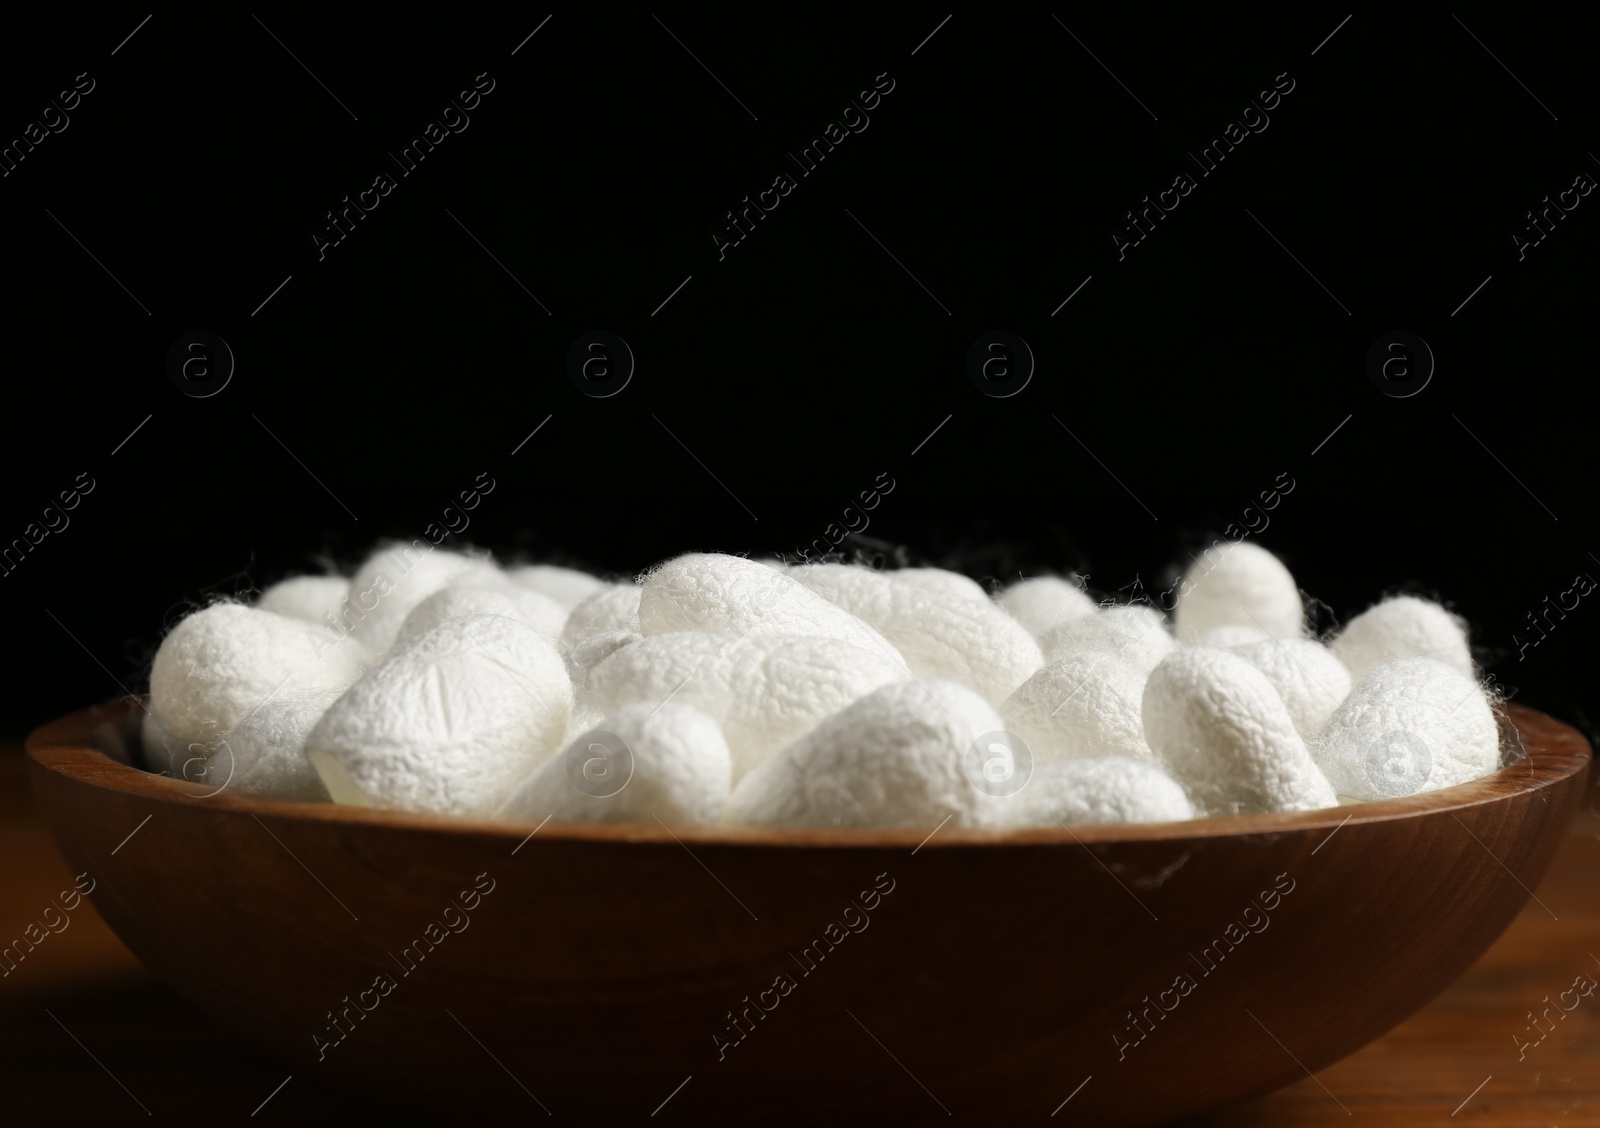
[{"x1": 2, "y1": 7, "x2": 1595, "y2": 742}]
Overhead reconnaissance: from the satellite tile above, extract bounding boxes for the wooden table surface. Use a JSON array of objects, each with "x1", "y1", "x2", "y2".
[{"x1": 3, "y1": 745, "x2": 1597, "y2": 1125}]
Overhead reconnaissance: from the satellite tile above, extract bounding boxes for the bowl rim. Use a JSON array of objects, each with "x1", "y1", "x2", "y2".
[{"x1": 25, "y1": 697, "x2": 1592, "y2": 850}]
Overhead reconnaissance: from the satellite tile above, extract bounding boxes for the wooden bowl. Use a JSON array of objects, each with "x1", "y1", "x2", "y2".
[{"x1": 26, "y1": 698, "x2": 1590, "y2": 1125}]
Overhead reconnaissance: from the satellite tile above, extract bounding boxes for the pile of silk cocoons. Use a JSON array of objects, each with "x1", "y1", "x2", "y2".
[{"x1": 140, "y1": 540, "x2": 1504, "y2": 831}]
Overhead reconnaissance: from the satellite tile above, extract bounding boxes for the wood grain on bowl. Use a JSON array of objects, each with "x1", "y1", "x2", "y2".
[{"x1": 25, "y1": 699, "x2": 1591, "y2": 1126}]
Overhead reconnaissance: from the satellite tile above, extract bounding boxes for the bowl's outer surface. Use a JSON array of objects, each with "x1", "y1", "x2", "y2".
[{"x1": 25, "y1": 699, "x2": 1591, "y2": 1126}]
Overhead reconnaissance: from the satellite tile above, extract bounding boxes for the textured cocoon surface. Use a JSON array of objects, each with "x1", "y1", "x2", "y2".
[
  {"x1": 1199, "y1": 625, "x2": 1274, "y2": 648},
  {"x1": 562, "y1": 629, "x2": 641, "y2": 700},
  {"x1": 1142, "y1": 646, "x2": 1337, "y2": 815},
  {"x1": 1001, "y1": 650, "x2": 1153, "y2": 763},
  {"x1": 149, "y1": 602, "x2": 366, "y2": 752},
  {"x1": 1231, "y1": 638, "x2": 1353, "y2": 741},
  {"x1": 1174, "y1": 541, "x2": 1304, "y2": 642},
  {"x1": 397, "y1": 578, "x2": 567, "y2": 646},
  {"x1": 305, "y1": 613, "x2": 572, "y2": 816},
  {"x1": 1043, "y1": 604, "x2": 1174, "y2": 675},
  {"x1": 345, "y1": 545, "x2": 501, "y2": 656},
  {"x1": 1330, "y1": 595, "x2": 1474, "y2": 680},
  {"x1": 639, "y1": 553, "x2": 894, "y2": 656},
  {"x1": 1312, "y1": 657, "x2": 1499, "y2": 800},
  {"x1": 256, "y1": 575, "x2": 349, "y2": 623},
  {"x1": 507, "y1": 564, "x2": 607, "y2": 612},
  {"x1": 559, "y1": 584, "x2": 642, "y2": 649},
  {"x1": 722, "y1": 679, "x2": 1005, "y2": 829},
  {"x1": 208, "y1": 690, "x2": 341, "y2": 801},
  {"x1": 792, "y1": 562, "x2": 1042, "y2": 704},
  {"x1": 579, "y1": 631, "x2": 737, "y2": 722},
  {"x1": 719, "y1": 635, "x2": 910, "y2": 781},
  {"x1": 998, "y1": 576, "x2": 1098, "y2": 638},
  {"x1": 996, "y1": 757, "x2": 1196, "y2": 827},
  {"x1": 582, "y1": 632, "x2": 907, "y2": 781},
  {"x1": 894, "y1": 568, "x2": 991, "y2": 604},
  {"x1": 495, "y1": 702, "x2": 731, "y2": 826}
]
